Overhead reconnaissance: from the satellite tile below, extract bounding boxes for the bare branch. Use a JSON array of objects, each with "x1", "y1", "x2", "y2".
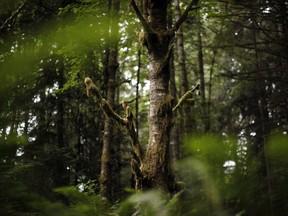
[
  {"x1": 172, "y1": 84, "x2": 200, "y2": 112},
  {"x1": 172, "y1": 0, "x2": 200, "y2": 32},
  {"x1": 122, "y1": 95, "x2": 140, "y2": 105},
  {"x1": 0, "y1": 0, "x2": 27, "y2": 31},
  {"x1": 130, "y1": 0, "x2": 153, "y2": 33}
]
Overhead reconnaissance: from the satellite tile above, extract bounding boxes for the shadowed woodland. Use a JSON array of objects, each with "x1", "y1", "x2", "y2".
[{"x1": 0, "y1": 0, "x2": 288, "y2": 215}]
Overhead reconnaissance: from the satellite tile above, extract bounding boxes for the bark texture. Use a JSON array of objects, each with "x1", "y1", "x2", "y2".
[
  {"x1": 99, "y1": 0, "x2": 120, "y2": 200},
  {"x1": 131, "y1": 0, "x2": 198, "y2": 192},
  {"x1": 86, "y1": 0, "x2": 199, "y2": 193},
  {"x1": 174, "y1": 0, "x2": 194, "y2": 136},
  {"x1": 55, "y1": 58, "x2": 67, "y2": 187},
  {"x1": 137, "y1": 0, "x2": 174, "y2": 192},
  {"x1": 197, "y1": 17, "x2": 209, "y2": 132},
  {"x1": 169, "y1": 3, "x2": 180, "y2": 161}
]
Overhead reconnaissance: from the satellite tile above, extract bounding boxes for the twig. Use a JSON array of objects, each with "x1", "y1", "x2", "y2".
[
  {"x1": 122, "y1": 95, "x2": 140, "y2": 105},
  {"x1": 172, "y1": 84, "x2": 200, "y2": 112}
]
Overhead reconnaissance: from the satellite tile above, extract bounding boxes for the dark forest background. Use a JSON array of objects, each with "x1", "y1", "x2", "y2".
[{"x1": 0, "y1": 0, "x2": 288, "y2": 215}]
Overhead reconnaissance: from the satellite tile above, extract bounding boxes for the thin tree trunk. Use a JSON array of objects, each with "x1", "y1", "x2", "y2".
[
  {"x1": 174, "y1": 0, "x2": 188, "y2": 96},
  {"x1": 170, "y1": 50, "x2": 180, "y2": 162},
  {"x1": 277, "y1": 0, "x2": 288, "y2": 121},
  {"x1": 55, "y1": 58, "x2": 66, "y2": 187},
  {"x1": 136, "y1": 48, "x2": 141, "y2": 135},
  {"x1": 99, "y1": 0, "x2": 120, "y2": 200},
  {"x1": 252, "y1": 11, "x2": 274, "y2": 215},
  {"x1": 168, "y1": 10, "x2": 180, "y2": 161},
  {"x1": 207, "y1": 50, "x2": 216, "y2": 132},
  {"x1": 197, "y1": 15, "x2": 209, "y2": 133},
  {"x1": 74, "y1": 100, "x2": 82, "y2": 186},
  {"x1": 174, "y1": 0, "x2": 193, "y2": 135}
]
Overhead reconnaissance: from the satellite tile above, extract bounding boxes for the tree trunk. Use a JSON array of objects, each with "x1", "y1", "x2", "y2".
[
  {"x1": 251, "y1": 10, "x2": 273, "y2": 215},
  {"x1": 87, "y1": 0, "x2": 199, "y2": 193},
  {"x1": 99, "y1": 0, "x2": 120, "y2": 200},
  {"x1": 55, "y1": 58, "x2": 66, "y2": 187},
  {"x1": 168, "y1": 10, "x2": 180, "y2": 161},
  {"x1": 197, "y1": 15, "x2": 209, "y2": 133},
  {"x1": 174, "y1": 0, "x2": 193, "y2": 135},
  {"x1": 138, "y1": 0, "x2": 174, "y2": 192}
]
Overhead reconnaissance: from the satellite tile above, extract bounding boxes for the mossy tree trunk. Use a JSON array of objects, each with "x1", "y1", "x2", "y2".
[
  {"x1": 86, "y1": 0, "x2": 199, "y2": 193},
  {"x1": 138, "y1": 1, "x2": 173, "y2": 192},
  {"x1": 99, "y1": 0, "x2": 120, "y2": 200},
  {"x1": 132, "y1": 0, "x2": 198, "y2": 192}
]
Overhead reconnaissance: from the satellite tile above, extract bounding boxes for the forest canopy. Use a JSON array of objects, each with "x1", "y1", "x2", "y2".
[{"x1": 0, "y1": 0, "x2": 288, "y2": 215}]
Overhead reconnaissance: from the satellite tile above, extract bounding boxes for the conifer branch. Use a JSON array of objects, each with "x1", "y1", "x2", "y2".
[{"x1": 172, "y1": 84, "x2": 200, "y2": 112}]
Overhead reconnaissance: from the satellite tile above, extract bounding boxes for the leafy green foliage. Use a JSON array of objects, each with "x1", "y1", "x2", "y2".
[{"x1": 1, "y1": 0, "x2": 288, "y2": 215}]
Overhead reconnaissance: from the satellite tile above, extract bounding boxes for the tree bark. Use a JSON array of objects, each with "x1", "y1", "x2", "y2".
[
  {"x1": 197, "y1": 15, "x2": 209, "y2": 133},
  {"x1": 252, "y1": 11, "x2": 273, "y2": 215},
  {"x1": 168, "y1": 10, "x2": 180, "y2": 161},
  {"x1": 130, "y1": 0, "x2": 198, "y2": 192},
  {"x1": 174, "y1": 0, "x2": 193, "y2": 135},
  {"x1": 55, "y1": 58, "x2": 67, "y2": 187},
  {"x1": 135, "y1": 0, "x2": 174, "y2": 192},
  {"x1": 87, "y1": 0, "x2": 199, "y2": 193},
  {"x1": 99, "y1": 0, "x2": 120, "y2": 200}
]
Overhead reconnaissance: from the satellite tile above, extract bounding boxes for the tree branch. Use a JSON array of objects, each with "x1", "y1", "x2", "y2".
[
  {"x1": 85, "y1": 77, "x2": 126, "y2": 125},
  {"x1": 172, "y1": 0, "x2": 200, "y2": 32},
  {"x1": 85, "y1": 77, "x2": 143, "y2": 162},
  {"x1": 130, "y1": 0, "x2": 153, "y2": 33},
  {"x1": 0, "y1": 0, "x2": 27, "y2": 31},
  {"x1": 156, "y1": 39, "x2": 174, "y2": 74},
  {"x1": 172, "y1": 84, "x2": 200, "y2": 112}
]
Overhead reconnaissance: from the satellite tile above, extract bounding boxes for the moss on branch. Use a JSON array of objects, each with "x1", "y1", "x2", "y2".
[
  {"x1": 84, "y1": 77, "x2": 143, "y2": 163},
  {"x1": 172, "y1": 84, "x2": 200, "y2": 112}
]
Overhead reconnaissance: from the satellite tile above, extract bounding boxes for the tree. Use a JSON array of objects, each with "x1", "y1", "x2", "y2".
[
  {"x1": 99, "y1": 0, "x2": 121, "y2": 201},
  {"x1": 2, "y1": 0, "x2": 288, "y2": 215},
  {"x1": 85, "y1": 0, "x2": 200, "y2": 192}
]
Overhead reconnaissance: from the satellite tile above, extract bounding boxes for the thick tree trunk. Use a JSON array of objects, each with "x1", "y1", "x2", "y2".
[
  {"x1": 131, "y1": 0, "x2": 198, "y2": 192},
  {"x1": 138, "y1": 1, "x2": 174, "y2": 192},
  {"x1": 87, "y1": 0, "x2": 198, "y2": 193}
]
